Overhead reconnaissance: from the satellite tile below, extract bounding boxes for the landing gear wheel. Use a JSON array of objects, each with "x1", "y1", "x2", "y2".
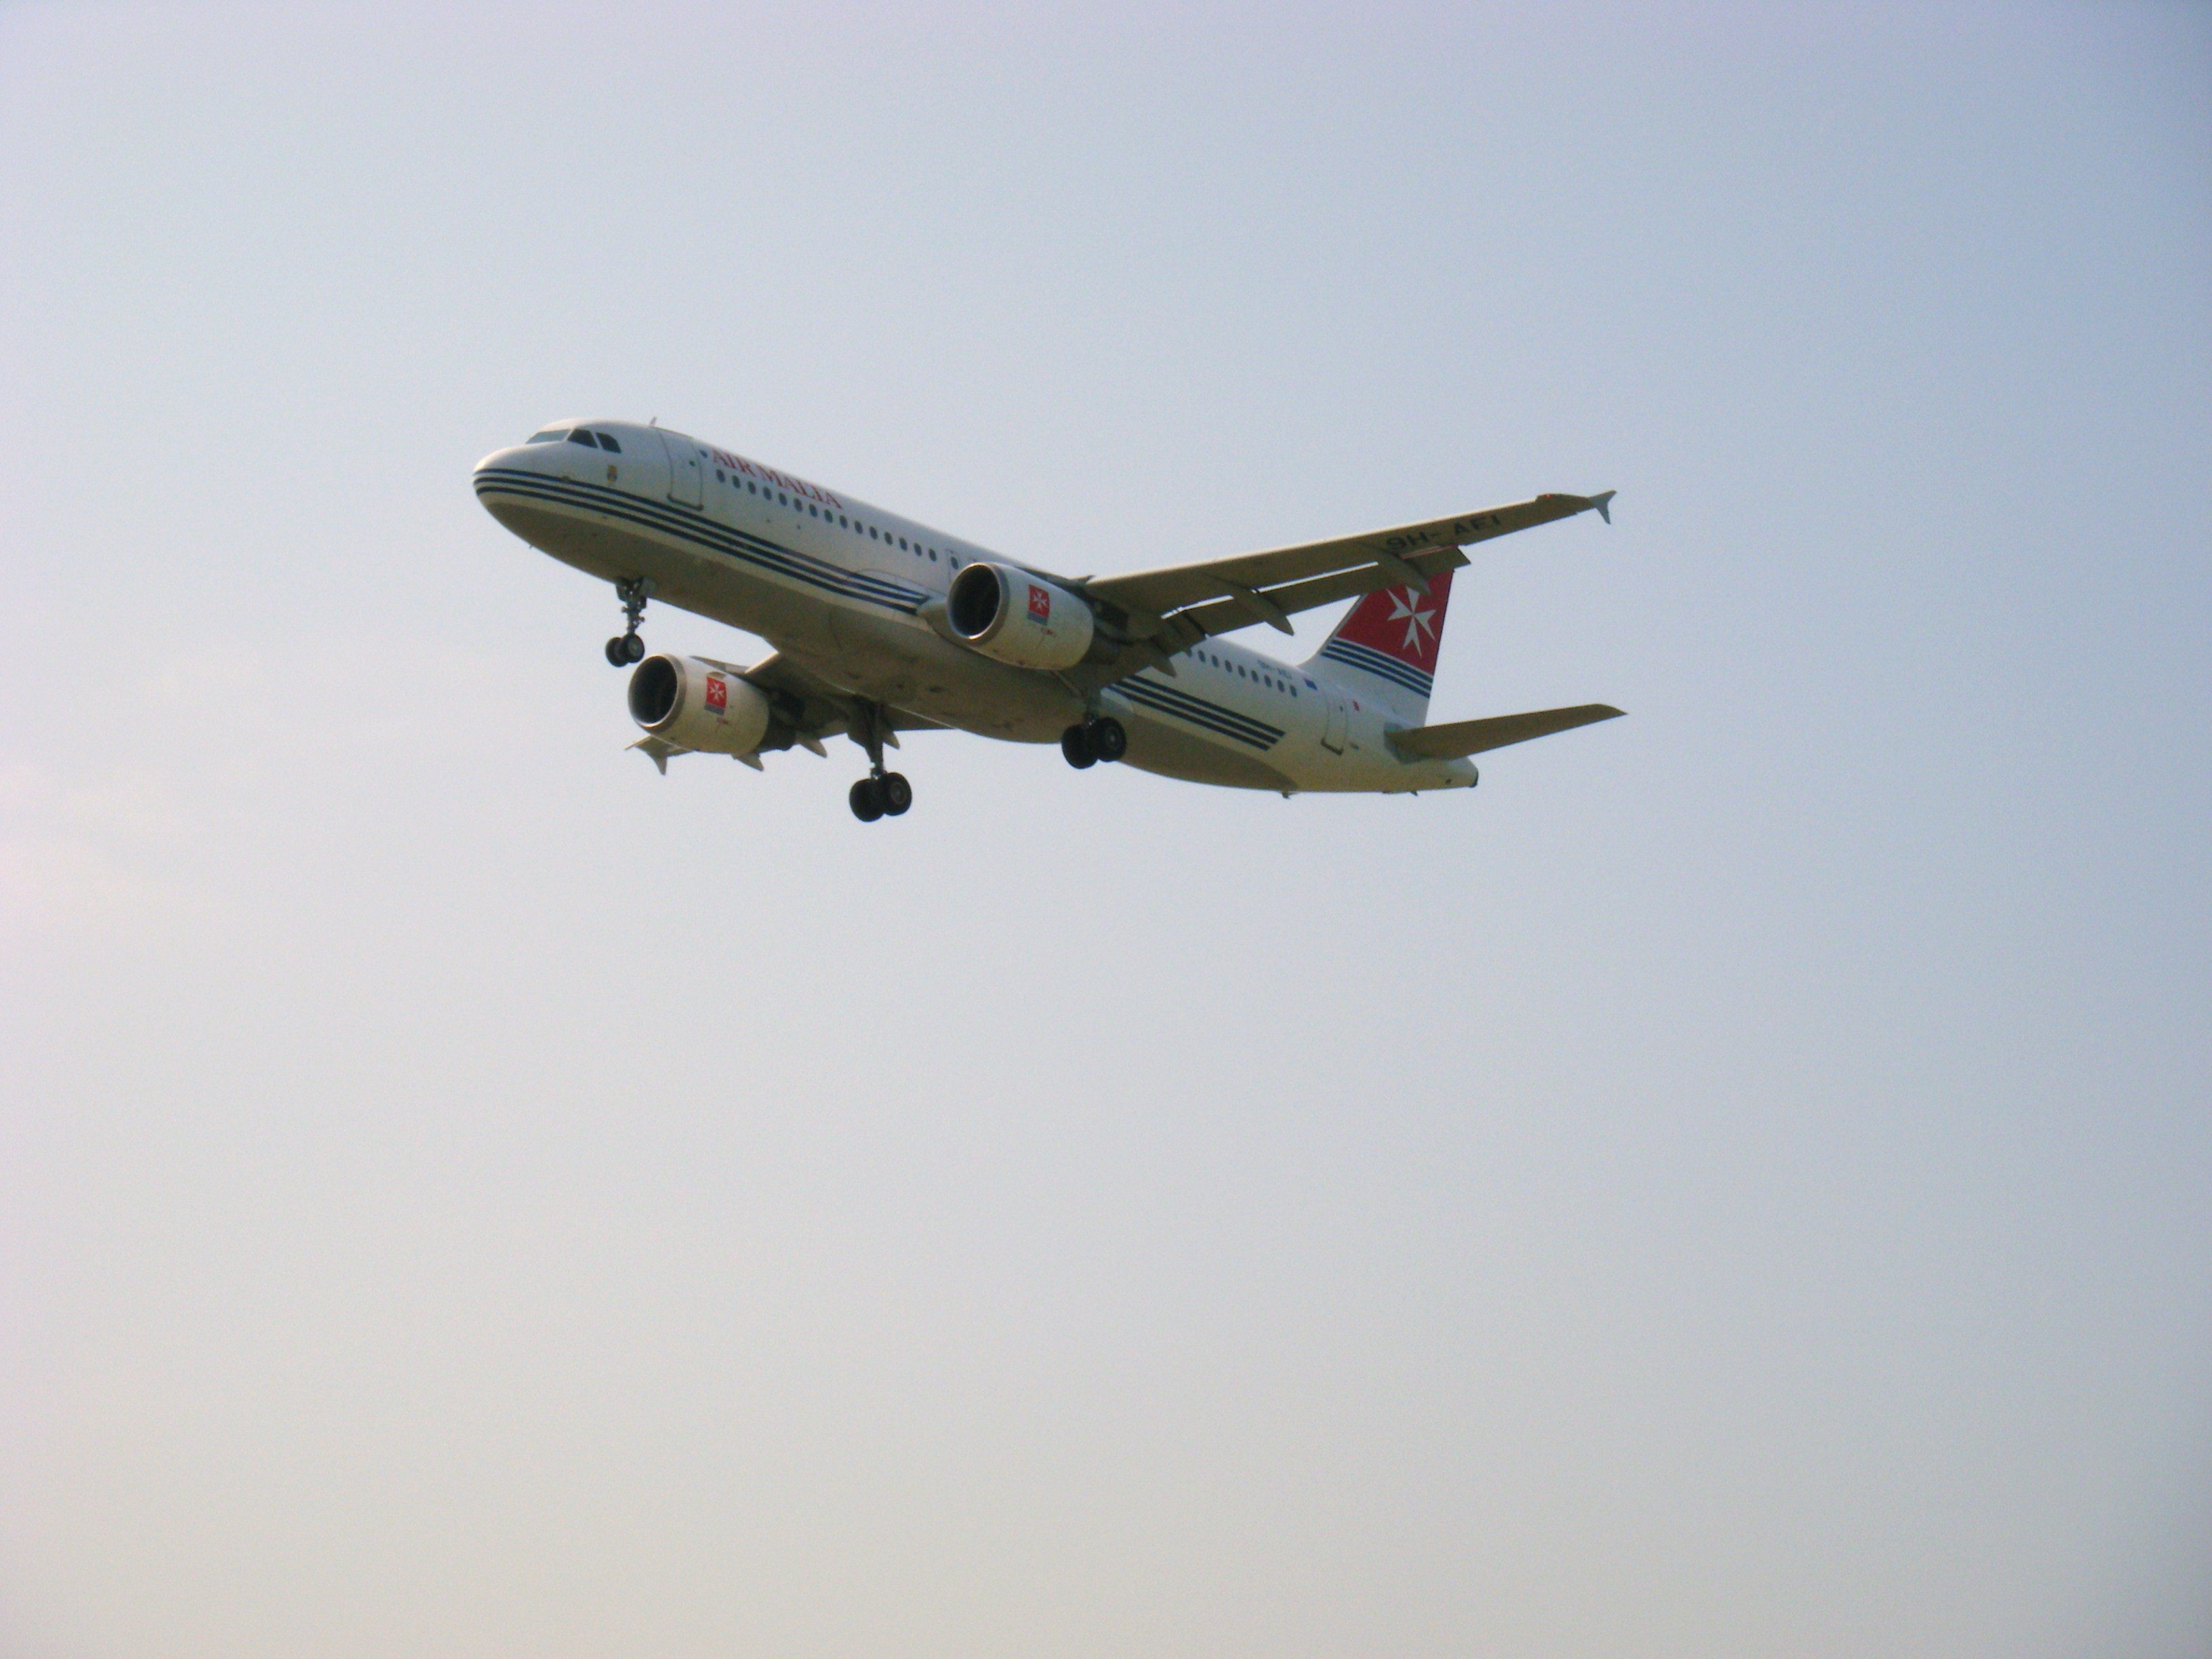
[
  {"x1": 605, "y1": 636, "x2": 631, "y2": 668},
  {"x1": 845, "y1": 705, "x2": 912, "y2": 823},
  {"x1": 1061, "y1": 724, "x2": 1099, "y2": 769},
  {"x1": 1090, "y1": 716, "x2": 1127, "y2": 762},
  {"x1": 622, "y1": 632, "x2": 646, "y2": 664}
]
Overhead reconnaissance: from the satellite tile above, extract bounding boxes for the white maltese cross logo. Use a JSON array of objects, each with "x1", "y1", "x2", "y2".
[{"x1": 1387, "y1": 588, "x2": 1437, "y2": 654}]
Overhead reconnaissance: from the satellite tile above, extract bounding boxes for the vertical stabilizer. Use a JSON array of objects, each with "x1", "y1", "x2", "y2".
[{"x1": 1306, "y1": 570, "x2": 1454, "y2": 724}]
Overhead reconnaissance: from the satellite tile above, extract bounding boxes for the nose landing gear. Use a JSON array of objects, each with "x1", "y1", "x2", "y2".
[
  {"x1": 846, "y1": 701, "x2": 914, "y2": 823},
  {"x1": 1061, "y1": 715, "x2": 1126, "y2": 769},
  {"x1": 605, "y1": 577, "x2": 653, "y2": 666}
]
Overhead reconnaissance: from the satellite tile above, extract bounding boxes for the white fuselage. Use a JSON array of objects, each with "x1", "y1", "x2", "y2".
[{"x1": 474, "y1": 422, "x2": 1476, "y2": 795}]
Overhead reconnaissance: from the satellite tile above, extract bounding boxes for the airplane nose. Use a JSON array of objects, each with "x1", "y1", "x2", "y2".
[
  {"x1": 475, "y1": 443, "x2": 541, "y2": 477},
  {"x1": 472, "y1": 444, "x2": 556, "y2": 527}
]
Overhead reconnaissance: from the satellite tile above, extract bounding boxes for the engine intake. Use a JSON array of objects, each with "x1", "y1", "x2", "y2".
[
  {"x1": 628, "y1": 653, "x2": 773, "y2": 756},
  {"x1": 945, "y1": 562, "x2": 1096, "y2": 671}
]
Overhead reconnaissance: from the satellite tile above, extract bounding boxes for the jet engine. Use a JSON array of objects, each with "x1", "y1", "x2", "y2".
[
  {"x1": 628, "y1": 653, "x2": 773, "y2": 756},
  {"x1": 945, "y1": 562, "x2": 1096, "y2": 670}
]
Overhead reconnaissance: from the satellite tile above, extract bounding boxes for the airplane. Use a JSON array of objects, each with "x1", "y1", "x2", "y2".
[{"x1": 473, "y1": 419, "x2": 1624, "y2": 821}]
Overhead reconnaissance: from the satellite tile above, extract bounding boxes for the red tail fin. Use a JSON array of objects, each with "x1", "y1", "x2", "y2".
[{"x1": 1308, "y1": 571, "x2": 1453, "y2": 716}]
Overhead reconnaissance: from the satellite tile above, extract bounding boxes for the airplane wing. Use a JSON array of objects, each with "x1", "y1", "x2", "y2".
[
  {"x1": 1076, "y1": 491, "x2": 1613, "y2": 669},
  {"x1": 708, "y1": 653, "x2": 944, "y2": 735},
  {"x1": 1389, "y1": 703, "x2": 1624, "y2": 760}
]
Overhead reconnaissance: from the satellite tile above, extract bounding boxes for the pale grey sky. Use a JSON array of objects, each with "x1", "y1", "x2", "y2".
[{"x1": 1, "y1": 4, "x2": 2207, "y2": 1656}]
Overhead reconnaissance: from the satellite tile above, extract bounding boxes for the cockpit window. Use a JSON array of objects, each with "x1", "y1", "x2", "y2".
[
  {"x1": 567, "y1": 429, "x2": 600, "y2": 448},
  {"x1": 527, "y1": 429, "x2": 565, "y2": 443},
  {"x1": 595, "y1": 432, "x2": 621, "y2": 453}
]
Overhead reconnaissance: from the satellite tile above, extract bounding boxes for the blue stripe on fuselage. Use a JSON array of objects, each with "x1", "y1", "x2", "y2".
[
  {"x1": 474, "y1": 468, "x2": 930, "y2": 615},
  {"x1": 1119, "y1": 675, "x2": 1283, "y2": 750},
  {"x1": 1318, "y1": 638, "x2": 1432, "y2": 698}
]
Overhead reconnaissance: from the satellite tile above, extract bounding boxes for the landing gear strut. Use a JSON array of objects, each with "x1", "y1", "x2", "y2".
[
  {"x1": 605, "y1": 577, "x2": 653, "y2": 666},
  {"x1": 847, "y1": 702, "x2": 913, "y2": 823},
  {"x1": 1061, "y1": 715, "x2": 1126, "y2": 769}
]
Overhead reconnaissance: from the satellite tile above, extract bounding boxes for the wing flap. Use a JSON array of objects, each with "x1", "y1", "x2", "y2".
[
  {"x1": 1390, "y1": 703, "x2": 1624, "y2": 760},
  {"x1": 1166, "y1": 545, "x2": 1471, "y2": 645}
]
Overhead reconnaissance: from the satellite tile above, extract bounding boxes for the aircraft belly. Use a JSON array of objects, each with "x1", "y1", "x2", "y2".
[
  {"x1": 1119, "y1": 718, "x2": 1297, "y2": 792},
  {"x1": 819, "y1": 608, "x2": 1078, "y2": 740}
]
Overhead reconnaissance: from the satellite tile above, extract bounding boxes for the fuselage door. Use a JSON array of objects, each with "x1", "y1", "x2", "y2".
[
  {"x1": 1322, "y1": 687, "x2": 1349, "y2": 754},
  {"x1": 659, "y1": 430, "x2": 703, "y2": 508}
]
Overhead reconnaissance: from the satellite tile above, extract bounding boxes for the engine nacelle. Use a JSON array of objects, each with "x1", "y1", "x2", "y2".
[
  {"x1": 627, "y1": 653, "x2": 773, "y2": 756},
  {"x1": 945, "y1": 562, "x2": 1096, "y2": 670}
]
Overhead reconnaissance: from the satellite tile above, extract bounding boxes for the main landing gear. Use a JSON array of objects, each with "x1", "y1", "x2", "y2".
[
  {"x1": 605, "y1": 577, "x2": 653, "y2": 666},
  {"x1": 848, "y1": 772, "x2": 913, "y2": 822},
  {"x1": 847, "y1": 701, "x2": 913, "y2": 823},
  {"x1": 1061, "y1": 716, "x2": 1126, "y2": 769}
]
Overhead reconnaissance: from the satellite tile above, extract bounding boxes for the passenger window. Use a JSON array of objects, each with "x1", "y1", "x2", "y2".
[
  {"x1": 779, "y1": 492, "x2": 789, "y2": 506},
  {"x1": 838, "y1": 514, "x2": 848, "y2": 527},
  {"x1": 567, "y1": 430, "x2": 598, "y2": 447},
  {"x1": 808, "y1": 504, "x2": 818, "y2": 516},
  {"x1": 596, "y1": 433, "x2": 621, "y2": 453},
  {"x1": 898, "y1": 537, "x2": 907, "y2": 550},
  {"x1": 869, "y1": 527, "x2": 878, "y2": 539},
  {"x1": 714, "y1": 469, "x2": 725, "y2": 482},
  {"x1": 747, "y1": 482, "x2": 757, "y2": 493},
  {"x1": 929, "y1": 550, "x2": 938, "y2": 561}
]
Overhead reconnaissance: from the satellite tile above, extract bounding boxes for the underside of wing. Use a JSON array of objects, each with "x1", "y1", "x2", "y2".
[
  {"x1": 1389, "y1": 703, "x2": 1625, "y2": 760},
  {"x1": 713, "y1": 653, "x2": 943, "y2": 735},
  {"x1": 1068, "y1": 491, "x2": 1613, "y2": 682},
  {"x1": 1085, "y1": 492, "x2": 1612, "y2": 618}
]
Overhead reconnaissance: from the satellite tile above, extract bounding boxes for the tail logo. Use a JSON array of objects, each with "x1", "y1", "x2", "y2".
[
  {"x1": 1318, "y1": 567, "x2": 1454, "y2": 697},
  {"x1": 1386, "y1": 589, "x2": 1438, "y2": 653},
  {"x1": 1331, "y1": 569, "x2": 1453, "y2": 670}
]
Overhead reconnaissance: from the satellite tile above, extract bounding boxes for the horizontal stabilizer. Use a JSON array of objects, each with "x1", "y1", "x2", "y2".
[{"x1": 1390, "y1": 703, "x2": 1624, "y2": 760}]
